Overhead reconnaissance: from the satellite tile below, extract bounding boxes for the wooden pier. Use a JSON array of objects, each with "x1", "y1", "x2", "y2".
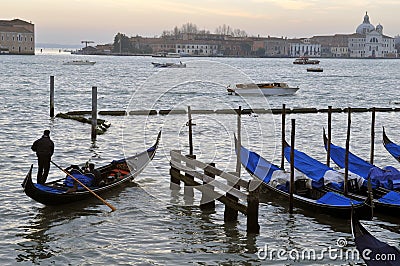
[
  {"x1": 169, "y1": 150, "x2": 260, "y2": 234},
  {"x1": 61, "y1": 107, "x2": 400, "y2": 117}
]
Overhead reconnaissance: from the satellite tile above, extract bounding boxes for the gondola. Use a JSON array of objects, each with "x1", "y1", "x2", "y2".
[
  {"x1": 22, "y1": 131, "x2": 161, "y2": 206},
  {"x1": 351, "y1": 214, "x2": 400, "y2": 265},
  {"x1": 383, "y1": 127, "x2": 400, "y2": 163},
  {"x1": 283, "y1": 139, "x2": 400, "y2": 217},
  {"x1": 323, "y1": 129, "x2": 400, "y2": 191},
  {"x1": 238, "y1": 139, "x2": 370, "y2": 218}
]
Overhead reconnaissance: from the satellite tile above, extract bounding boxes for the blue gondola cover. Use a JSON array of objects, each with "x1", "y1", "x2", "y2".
[
  {"x1": 316, "y1": 192, "x2": 361, "y2": 206},
  {"x1": 239, "y1": 144, "x2": 279, "y2": 183},
  {"x1": 64, "y1": 172, "x2": 94, "y2": 188},
  {"x1": 385, "y1": 142, "x2": 400, "y2": 161},
  {"x1": 377, "y1": 191, "x2": 400, "y2": 205}
]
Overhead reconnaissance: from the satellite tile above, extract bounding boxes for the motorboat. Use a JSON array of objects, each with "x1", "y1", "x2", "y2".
[
  {"x1": 151, "y1": 62, "x2": 186, "y2": 68},
  {"x1": 307, "y1": 67, "x2": 323, "y2": 72},
  {"x1": 151, "y1": 52, "x2": 181, "y2": 58},
  {"x1": 227, "y1": 82, "x2": 299, "y2": 96},
  {"x1": 63, "y1": 60, "x2": 96, "y2": 65},
  {"x1": 293, "y1": 57, "x2": 320, "y2": 65}
]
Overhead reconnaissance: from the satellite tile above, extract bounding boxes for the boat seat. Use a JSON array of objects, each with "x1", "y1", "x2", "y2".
[
  {"x1": 295, "y1": 179, "x2": 309, "y2": 196},
  {"x1": 347, "y1": 179, "x2": 359, "y2": 193}
]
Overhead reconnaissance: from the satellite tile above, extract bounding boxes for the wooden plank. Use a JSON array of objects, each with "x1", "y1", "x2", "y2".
[
  {"x1": 176, "y1": 172, "x2": 248, "y2": 214},
  {"x1": 171, "y1": 161, "x2": 248, "y2": 202},
  {"x1": 170, "y1": 150, "x2": 248, "y2": 189}
]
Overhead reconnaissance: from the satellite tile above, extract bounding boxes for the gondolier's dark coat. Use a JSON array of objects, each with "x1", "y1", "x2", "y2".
[{"x1": 31, "y1": 135, "x2": 54, "y2": 158}]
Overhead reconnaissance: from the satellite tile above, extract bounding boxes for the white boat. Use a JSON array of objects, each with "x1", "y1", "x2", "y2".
[
  {"x1": 293, "y1": 57, "x2": 320, "y2": 65},
  {"x1": 152, "y1": 52, "x2": 181, "y2": 58},
  {"x1": 63, "y1": 60, "x2": 96, "y2": 65},
  {"x1": 227, "y1": 82, "x2": 299, "y2": 96},
  {"x1": 166, "y1": 52, "x2": 180, "y2": 58},
  {"x1": 151, "y1": 62, "x2": 186, "y2": 68}
]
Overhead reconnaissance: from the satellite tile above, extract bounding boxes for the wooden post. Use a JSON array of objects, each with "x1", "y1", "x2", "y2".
[
  {"x1": 224, "y1": 172, "x2": 239, "y2": 222},
  {"x1": 370, "y1": 107, "x2": 376, "y2": 165},
  {"x1": 170, "y1": 150, "x2": 182, "y2": 190},
  {"x1": 184, "y1": 154, "x2": 196, "y2": 199},
  {"x1": 344, "y1": 107, "x2": 351, "y2": 196},
  {"x1": 281, "y1": 104, "x2": 286, "y2": 169},
  {"x1": 200, "y1": 162, "x2": 216, "y2": 211},
  {"x1": 247, "y1": 180, "x2": 260, "y2": 234},
  {"x1": 188, "y1": 106, "x2": 193, "y2": 156},
  {"x1": 367, "y1": 177, "x2": 374, "y2": 219},
  {"x1": 50, "y1": 76, "x2": 54, "y2": 117},
  {"x1": 289, "y1": 119, "x2": 295, "y2": 214},
  {"x1": 91, "y1": 86, "x2": 98, "y2": 141},
  {"x1": 326, "y1": 106, "x2": 332, "y2": 166},
  {"x1": 236, "y1": 106, "x2": 242, "y2": 177}
]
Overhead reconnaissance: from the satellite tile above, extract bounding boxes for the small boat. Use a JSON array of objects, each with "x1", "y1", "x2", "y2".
[
  {"x1": 63, "y1": 60, "x2": 96, "y2": 65},
  {"x1": 383, "y1": 127, "x2": 400, "y2": 163},
  {"x1": 323, "y1": 130, "x2": 400, "y2": 191},
  {"x1": 152, "y1": 52, "x2": 181, "y2": 58},
  {"x1": 351, "y1": 215, "x2": 400, "y2": 265},
  {"x1": 238, "y1": 139, "x2": 370, "y2": 218},
  {"x1": 227, "y1": 82, "x2": 299, "y2": 96},
  {"x1": 22, "y1": 131, "x2": 161, "y2": 206},
  {"x1": 293, "y1": 57, "x2": 320, "y2": 65},
  {"x1": 151, "y1": 62, "x2": 186, "y2": 68},
  {"x1": 307, "y1": 67, "x2": 323, "y2": 72},
  {"x1": 166, "y1": 52, "x2": 180, "y2": 58},
  {"x1": 284, "y1": 138, "x2": 400, "y2": 216}
]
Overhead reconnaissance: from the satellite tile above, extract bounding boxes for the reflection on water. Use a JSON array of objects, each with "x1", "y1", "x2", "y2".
[
  {"x1": 15, "y1": 205, "x2": 101, "y2": 264},
  {"x1": 2, "y1": 55, "x2": 400, "y2": 265}
]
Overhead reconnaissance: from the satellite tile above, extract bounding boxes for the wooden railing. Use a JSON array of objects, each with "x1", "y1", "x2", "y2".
[{"x1": 169, "y1": 150, "x2": 261, "y2": 234}]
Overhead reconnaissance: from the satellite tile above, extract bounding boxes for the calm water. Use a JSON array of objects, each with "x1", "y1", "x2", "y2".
[{"x1": 1, "y1": 51, "x2": 400, "y2": 265}]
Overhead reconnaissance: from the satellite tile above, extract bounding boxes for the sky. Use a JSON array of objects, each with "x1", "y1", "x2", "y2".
[{"x1": 2, "y1": 0, "x2": 400, "y2": 46}]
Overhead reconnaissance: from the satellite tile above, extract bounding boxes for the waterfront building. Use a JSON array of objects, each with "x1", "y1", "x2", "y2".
[
  {"x1": 311, "y1": 35, "x2": 349, "y2": 57},
  {"x1": 289, "y1": 38, "x2": 321, "y2": 57},
  {"x1": 0, "y1": 19, "x2": 34, "y2": 55},
  {"x1": 348, "y1": 12, "x2": 397, "y2": 58},
  {"x1": 252, "y1": 36, "x2": 289, "y2": 57}
]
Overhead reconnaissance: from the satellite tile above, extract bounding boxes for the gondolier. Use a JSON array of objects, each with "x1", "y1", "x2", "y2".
[{"x1": 31, "y1": 130, "x2": 54, "y2": 184}]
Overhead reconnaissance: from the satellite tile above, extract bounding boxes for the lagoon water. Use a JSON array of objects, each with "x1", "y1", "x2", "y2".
[{"x1": 1, "y1": 51, "x2": 400, "y2": 265}]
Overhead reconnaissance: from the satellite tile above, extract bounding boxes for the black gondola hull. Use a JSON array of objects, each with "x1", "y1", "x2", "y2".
[
  {"x1": 22, "y1": 131, "x2": 161, "y2": 206},
  {"x1": 261, "y1": 182, "x2": 371, "y2": 219}
]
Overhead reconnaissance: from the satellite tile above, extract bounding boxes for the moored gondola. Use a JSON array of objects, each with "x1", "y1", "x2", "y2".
[
  {"x1": 284, "y1": 138, "x2": 400, "y2": 217},
  {"x1": 323, "y1": 129, "x2": 400, "y2": 191},
  {"x1": 351, "y1": 214, "x2": 400, "y2": 265},
  {"x1": 383, "y1": 127, "x2": 400, "y2": 163},
  {"x1": 238, "y1": 139, "x2": 370, "y2": 218},
  {"x1": 22, "y1": 131, "x2": 161, "y2": 206}
]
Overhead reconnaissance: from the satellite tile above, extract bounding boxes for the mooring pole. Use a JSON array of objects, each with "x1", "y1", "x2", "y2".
[
  {"x1": 281, "y1": 104, "x2": 286, "y2": 169},
  {"x1": 344, "y1": 107, "x2": 351, "y2": 196},
  {"x1": 236, "y1": 106, "x2": 242, "y2": 177},
  {"x1": 50, "y1": 76, "x2": 54, "y2": 117},
  {"x1": 289, "y1": 119, "x2": 295, "y2": 214},
  {"x1": 91, "y1": 86, "x2": 97, "y2": 141},
  {"x1": 326, "y1": 106, "x2": 332, "y2": 166},
  {"x1": 188, "y1": 106, "x2": 193, "y2": 156},
  {"x1": 370, "y1": 107, "x2": 376, "y2": 165}
]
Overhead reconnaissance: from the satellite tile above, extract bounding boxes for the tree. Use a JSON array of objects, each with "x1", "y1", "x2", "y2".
[
  {"x1": 112, "y1": 33, "x2": 131, "y2": 53},
  {"x1": 215, "y1": 24, "x2": 247, "y2": 37},
  {"x1": 181, "y1": 22, "x2": 198, "y2": 34}
]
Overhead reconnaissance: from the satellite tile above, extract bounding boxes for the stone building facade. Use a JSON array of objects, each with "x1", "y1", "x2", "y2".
[
  {"x1": 0, "y1": 19, "x2": 34, "y2": 55},
  {"x1": 348, "y1": 12, "x2": 397, "y2": 58}
]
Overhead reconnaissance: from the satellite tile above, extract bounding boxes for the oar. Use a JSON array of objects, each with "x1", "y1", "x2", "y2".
[{"x1": 50, "y1": 160, "x2": 117, "y2": 212}]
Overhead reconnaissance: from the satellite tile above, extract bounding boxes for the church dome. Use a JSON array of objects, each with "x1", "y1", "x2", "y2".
[{"x1": 356, "y1": 12, "x2": 375, "y2": 34}]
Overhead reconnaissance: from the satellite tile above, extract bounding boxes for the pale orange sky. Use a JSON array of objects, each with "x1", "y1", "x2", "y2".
[{"x1": 3, "y1": 0, "x2": 399, "y2": 45}]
